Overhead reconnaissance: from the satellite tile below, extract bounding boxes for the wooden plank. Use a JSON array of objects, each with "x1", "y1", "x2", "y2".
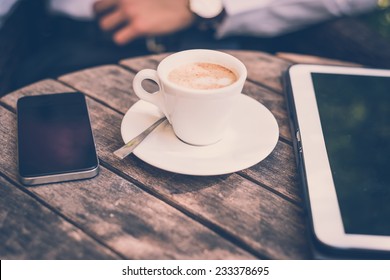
[
  {"x1": 59, "y1": 66, "x2": 138, "y2": 114},
  {"x1": 242, "y1": 82, "x2": 292, "y2": 141},
  {"x1": 58, "y1": 65, "x2": 298, "y2": 200},
  {"x1": 119, "y1": 55, "x2": 162, "y2": 73},
  {"x1": 0, "y1": 175, "x2": 118, "y2": 259},
  {"x1": 49, "y1": 77, "x2": 310, "y2": 258},
  {"x1": 240, "y1": 141, "x2": 301, "y2": 204},
  {"x1": 0, "y1": 98, "x2": 253, "y2": 259},
  {"x1": 276, "y1": 52, "x2": 361, "y2": 66},
  {"x1": 1, "y1": 79, "x2": 73, "y2": 109},
  {"x1": 223, "y1": 50, "x2": 291, "y2": 93},
  {"x1": 93, "y1": 133, "x2": 309, "y2": 259}
]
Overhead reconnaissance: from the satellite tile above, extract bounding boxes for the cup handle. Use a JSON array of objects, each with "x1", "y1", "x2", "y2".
[{"x1": 133, "y1": 69, "x2": 166, "y2": 114}]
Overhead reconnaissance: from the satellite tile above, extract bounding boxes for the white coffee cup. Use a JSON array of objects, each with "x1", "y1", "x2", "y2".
[{"x1": 133, "y1": 49, "x2": 247, "y2": 146}]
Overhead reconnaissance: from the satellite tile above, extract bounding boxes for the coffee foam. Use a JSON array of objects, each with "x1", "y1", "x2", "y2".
[{"x1": 168, "y1": 62, "x2": 237, "y2": 90}]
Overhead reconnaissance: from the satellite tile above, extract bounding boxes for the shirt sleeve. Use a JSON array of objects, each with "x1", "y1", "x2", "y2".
[
  {"x1": 217, "y1": 0, "x2": 378, "y2": 38},
  {"x1": 49, "y1": 0, "x2": 98, "y2": 20}
]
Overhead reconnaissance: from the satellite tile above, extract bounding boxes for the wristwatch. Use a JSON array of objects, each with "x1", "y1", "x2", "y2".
[
  {"x1": 147, "y1": 0, "x2": 225, "y2": 53},
  {"x1": 189, "y1": 0, "x2": 224, "y2": 19},
  {"x1": 189, "y1": 0, "x2": 225, "y2": 30}
]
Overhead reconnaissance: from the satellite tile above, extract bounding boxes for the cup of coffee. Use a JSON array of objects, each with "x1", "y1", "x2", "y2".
[{"x1": 133, "y1": 49, "x2": 247, "y2": 146}]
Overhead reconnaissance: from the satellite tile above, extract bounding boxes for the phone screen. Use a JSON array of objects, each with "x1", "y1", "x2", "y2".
[
  {"x1": 17, "y1": 92, "x2": 99, "y2": 179},
  {"x1": 311, "y1": 73, "x2": 390, "y2": 236}
]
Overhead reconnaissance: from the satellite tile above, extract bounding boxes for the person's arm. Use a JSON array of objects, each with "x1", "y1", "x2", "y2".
[
  {"x1": 0, "y1": 0, "x2": 21, "y2": 27},
  {"x1": 94, "y1": 0, "x2": 194, "y2": 45},
  {"x1": 93, "y1": 0, "x2": 379, "y2": 45},
  {"x1": 217, "y1": 0, "x2": 379, "y2": 38}
]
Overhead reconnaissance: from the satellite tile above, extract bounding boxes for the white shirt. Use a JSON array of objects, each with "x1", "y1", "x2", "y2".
[
  {"x1": 218, "y1": 0, "x2": 378, "y2": 37},
  {"x1": 0, "y1": 0, "x2": 97, "y2": 25},
  {"x1": 0, "y1": 0, "x2": 379, "y2": 37},
  {"x1": 49, "y1": 0, "x2": 97, "y2": 19}
]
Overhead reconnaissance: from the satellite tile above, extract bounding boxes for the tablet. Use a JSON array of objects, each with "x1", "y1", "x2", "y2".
[{"x1": 285, "y1": 64, "x2": 390, "y2": 256}]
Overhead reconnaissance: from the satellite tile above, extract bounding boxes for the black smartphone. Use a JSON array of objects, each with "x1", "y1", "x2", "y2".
[{"x1": 17, "y1": 92, "x2": 99, "y2": 185}]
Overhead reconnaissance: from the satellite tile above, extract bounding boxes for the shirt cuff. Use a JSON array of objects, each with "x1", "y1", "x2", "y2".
[
  {"x1": 217, "y1": 0, "x2": 378, "y2": 38},
  {"x1": 49, "y1": 0, "x2": 97, "y2": 20}
]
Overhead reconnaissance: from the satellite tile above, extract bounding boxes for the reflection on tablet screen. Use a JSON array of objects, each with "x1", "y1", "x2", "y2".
[{"x1": 312, "y1": 73, "x2": 390, "y2": 236}]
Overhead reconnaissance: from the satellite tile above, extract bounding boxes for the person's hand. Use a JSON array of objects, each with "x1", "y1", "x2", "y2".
[{"x1": 94, "y1": 0, "x2": 195, "y2": 45}]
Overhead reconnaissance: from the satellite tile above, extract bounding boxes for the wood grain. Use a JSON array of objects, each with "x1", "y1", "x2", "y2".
[
  {"x1": 224, "y1": 50, "x2": 291, "y2": 93},
  {"x1": 54, "y1": 76, "x2": 310, "y2": 258},
  {"x1": 0, "y1": 175, "x2": 118, "y2": 259},
  {"x1": 59, "y1": 66, "x2": 138, "y2": 114},
  {"x1": 242, "y1": 82, "x2": 292, "y2": 141},
  {"x1": 119, "y1": 55, "x2": 162, "y2": 73},
  {"x1": 240, "y1": 141, "x2": 302, "y2": 204},
  {"x1": 1, "y1": 79, "x2": 74, "y2": 109},
  {"x1": 0, "y1": 88, "x2": 253, "y2": 260}
]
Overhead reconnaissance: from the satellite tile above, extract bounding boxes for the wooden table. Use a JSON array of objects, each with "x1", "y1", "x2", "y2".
[{"x1": 0, "y1": 51, "x2": 356, "y2": 260}]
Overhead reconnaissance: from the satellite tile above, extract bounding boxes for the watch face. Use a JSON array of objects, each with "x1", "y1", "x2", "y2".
[{"x1": 190, "y1": 0, "x2": 223, "y2": 19}]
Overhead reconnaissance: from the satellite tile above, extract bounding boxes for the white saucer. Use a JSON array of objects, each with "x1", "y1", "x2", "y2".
[{"x1": 120, "y1": 94, "x2": 279, "y2": 176}]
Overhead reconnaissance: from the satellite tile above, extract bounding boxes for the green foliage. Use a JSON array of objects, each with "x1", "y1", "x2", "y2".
[{"x1": 360, "y1": 7, "x2": 390, "y2": 40}]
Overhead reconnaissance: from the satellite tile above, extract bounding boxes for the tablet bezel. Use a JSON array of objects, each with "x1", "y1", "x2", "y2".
[{"x1": 288, "y1": 64, "x2": 390, "y2": 252}]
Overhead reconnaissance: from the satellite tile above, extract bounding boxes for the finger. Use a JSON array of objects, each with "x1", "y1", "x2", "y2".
[
  {"x1": 93, "y1": 0, "x2": 117, "y2": 14},
  {"x1": 113, "y1": 24, "x2": 140, "y2": 45},
  {"x1": 99, "y1": 9, "x2": 126, "y2": 31}
]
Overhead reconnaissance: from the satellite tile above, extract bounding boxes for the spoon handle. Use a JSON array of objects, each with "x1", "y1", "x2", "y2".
[{"x1": 113, "y1": 117, "x2": 167, "y2": 160}]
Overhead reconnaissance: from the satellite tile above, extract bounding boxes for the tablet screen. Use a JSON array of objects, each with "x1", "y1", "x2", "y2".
[{"x1": 311, "y1": 73, "x2": 390, "y2": 236}]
